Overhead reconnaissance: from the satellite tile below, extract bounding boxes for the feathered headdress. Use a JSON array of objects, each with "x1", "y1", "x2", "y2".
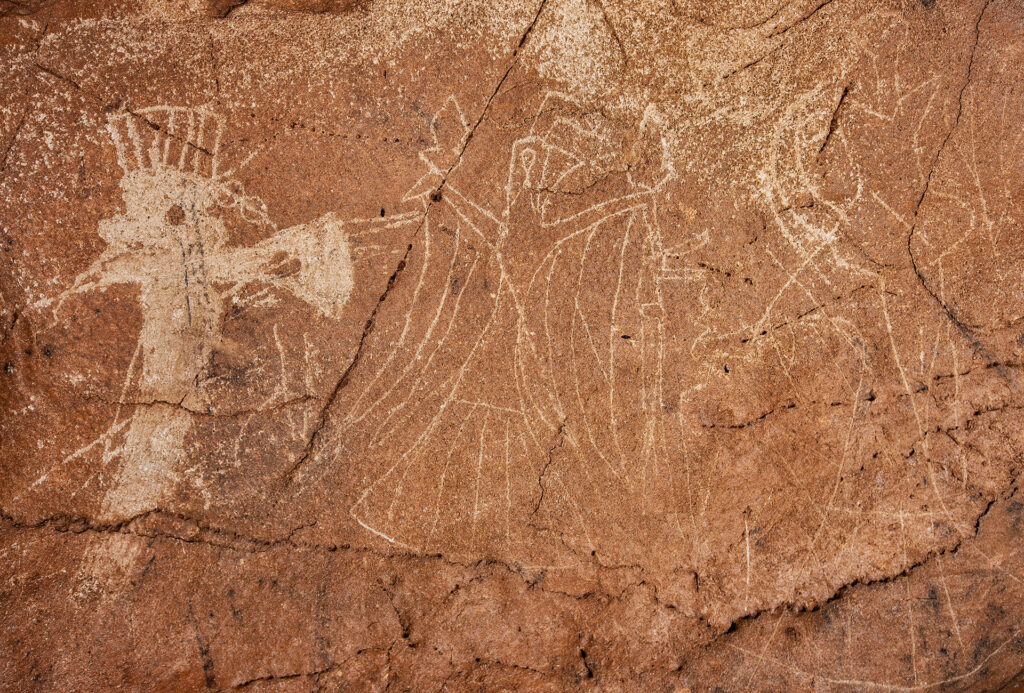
[{"x1": 106, "y1": 105, "x2": 224, "y2": 179}]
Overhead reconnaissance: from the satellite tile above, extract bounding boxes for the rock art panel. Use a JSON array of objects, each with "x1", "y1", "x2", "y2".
[
  {"x1": 58, "y1": 106, "x2": 359, "y2": 519},
  {"x1": 1, "y1": 0, "x2": 1023, "y2": 691}
]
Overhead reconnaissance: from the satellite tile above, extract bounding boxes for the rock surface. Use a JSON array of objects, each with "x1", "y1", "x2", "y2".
[{"x1": 2, "y1": 0, "x2": 1024, "y2": 690}]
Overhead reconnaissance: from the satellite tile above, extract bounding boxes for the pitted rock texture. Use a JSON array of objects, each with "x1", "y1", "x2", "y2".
[{"x1": 2, "y1": 0, "x2": 1024, "y2": 690}]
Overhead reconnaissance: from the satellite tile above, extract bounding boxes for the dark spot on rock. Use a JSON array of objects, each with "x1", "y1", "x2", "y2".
[
  {"x1": 580, "y1": 648, "x2": 594, "y2": 678},
  {"x1": 430, "y1": 190, "x2": 443, "y2": 202},
  {"x1": 922, "y1": 0, "x2": 936, "y2": 7},
  {"x1": 165, "y1": 205, "x2": 185, "y2": 226},
  {"x1": 42, "y1": 345, "x2": 54, "y2": 358},
  {"x1": 3, "y1": 362, "x2": 14, "y2": 374},
  {"x1": 271, "y1": 256, "x2": 301, "y2": 278},
  {"x1": 1007, "y1": 500, "x2": 1023, "y2": 529}
]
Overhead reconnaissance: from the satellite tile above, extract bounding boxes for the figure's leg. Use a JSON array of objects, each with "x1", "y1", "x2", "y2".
[
  {"x1": 99, "y1": 404, "x2": 191, "y2": 521},
  {"x1": 74, "y1": 405, "x2": 192, "y2": 601}
]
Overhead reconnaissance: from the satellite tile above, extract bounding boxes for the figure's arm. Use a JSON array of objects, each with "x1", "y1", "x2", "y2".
[
  {"x1": 49, "y1": 249, "x2": 137, "y2": 313},
  {"x1": 206, "y1": 245, "x2": 263, "y2": 287},
  {"x1": 210, "y1": 215, "x2": 346, "y2": 318},
  {"x1": 441, "y1": 186, "x2": 503, "y2": 246},
  {"x1": 539, "y1": 188, "x2": 656, "y2": 238}
]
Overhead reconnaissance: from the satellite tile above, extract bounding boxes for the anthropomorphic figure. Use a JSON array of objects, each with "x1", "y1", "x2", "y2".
[
  {"x1": 345, "y1": 94, "x2": 676, "y2": 560},
  {"x1": 61, "y1": 106, "x2": 358, "y2": 520}
]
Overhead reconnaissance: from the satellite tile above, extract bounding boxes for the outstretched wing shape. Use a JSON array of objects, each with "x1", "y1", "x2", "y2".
[
  {"x1": 326, "y1": 209, "x2": 554, "y2": 559},
  {"x1": 305, "y1": 95, "x2": 676, "y2": 567}
]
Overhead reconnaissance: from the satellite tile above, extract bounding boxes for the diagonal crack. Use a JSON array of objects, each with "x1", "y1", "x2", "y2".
[
  {"x1": 768, "y1": 0, "x2": 839, "y2": 39},
  {"x1": 817, "y1": 85, "x2": 848, "y2": 155},
  {"x1": 32, "y1": 63, "x2": 216, "y2": 158},
  {"x1": 429, "y1": 0, "x2": 548, "y2": 202},
  {"x1": 905, "y1": 0, "x2": 1009, "y2": 381},
  {"x1": 283, "y1": 244, "x2": 412, "y2": 483},
  {"x1": 216, "y1": 0, "x2": 248, "y2": 18},
  {"x1": 33, "y1": 62, "x2": 80, "y2": 90},
  {"x1": 719, "y1": 479, "x2": 1014, "y2": 636},
  {"x1": 281, "y1": 0, "x2": 548, "y2": 486}
]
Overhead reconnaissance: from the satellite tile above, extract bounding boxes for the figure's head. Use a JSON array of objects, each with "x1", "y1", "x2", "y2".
[
  {"x1": 98, "y1": 168, "x2": 229, "y2": 250},
  {"x1": 101, "y1": 106, "x2": 268, "y2": 252}
]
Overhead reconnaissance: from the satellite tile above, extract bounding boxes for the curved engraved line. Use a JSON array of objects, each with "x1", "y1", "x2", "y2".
[
  {"x1": 471, "y1": 410, "x2": 491, "y2": 544},
  {"x1": 341, "y1": 215, "x2": 436, "y2": 425},
  {"x1": 570, "y1": 226, "x2": 623, "y2": 483},
  {"x1": 350, "y1": 274, "x2": 508, "y2": 548},
  {"x1": 422, "y1": 402, "x2": 481, "y2": 552},
  {"x1": 351, "y1": 223, "x2": 464, "y2": 432},
  {"x1": 367, "y1": 248, "x2": 483, "y2": 449},
  {"x1": 608, "y1": 212, "x2": 635, "y2": 482}
]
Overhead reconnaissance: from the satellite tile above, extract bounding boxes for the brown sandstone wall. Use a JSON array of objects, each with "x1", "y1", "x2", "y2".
[{"x1": 2, "y1": 0, "x2": 1023, "y2": 689}]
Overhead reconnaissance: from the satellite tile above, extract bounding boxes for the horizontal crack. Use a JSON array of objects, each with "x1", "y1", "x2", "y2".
[
  {"x1": 230, "y1": 663, "x2": 337, "y2": 690},
  {"x1": 77, "y1": 393, "x2": 314, "y2": 417}
]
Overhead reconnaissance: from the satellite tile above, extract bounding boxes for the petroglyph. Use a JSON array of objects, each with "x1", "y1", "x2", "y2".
[
  {"x1": 330, "y1": 92, "x2": 678, "y2": 563},
  {"x1": 29, "y1": 107, "x2": 419, "y2": 530},
  {"x1": 2, "y1": 0, "x2": 1023, "y2": 689}
]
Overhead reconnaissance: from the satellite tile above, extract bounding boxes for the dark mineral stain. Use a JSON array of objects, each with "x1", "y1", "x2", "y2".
[{"x1": 165, "y1": 205, "x2": 185, "y2": 226}]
